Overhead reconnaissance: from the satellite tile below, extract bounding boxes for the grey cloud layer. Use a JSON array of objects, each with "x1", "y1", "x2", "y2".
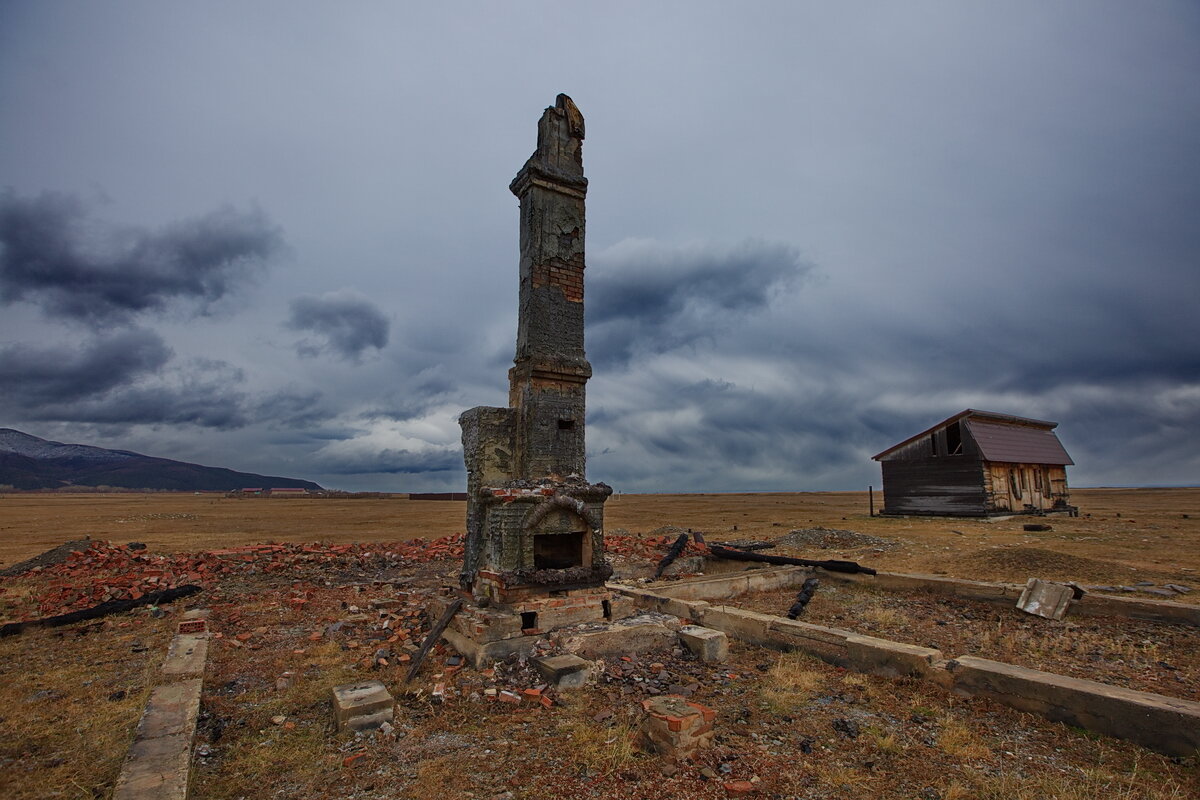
[
  {"x1": 287, "y1": 290, "x2": 390, "y2": 360},
  {"x1": 0, "y1": 3, "x2": 1196, "y2": 491},
  {"x1": 0, "y1": 328, "x2": 170, "y2": 405},
  {"x1": 588, "y1": 239, "x2": 811, "y2": 365},
  {"x1": 0, "y1": 190, "x2": 282, "y2": 325}
]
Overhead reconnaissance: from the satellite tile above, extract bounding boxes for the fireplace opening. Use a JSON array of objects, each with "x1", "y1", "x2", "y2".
[{"x1": 533, "y1": 530, "x2": 585, "y2": 570}]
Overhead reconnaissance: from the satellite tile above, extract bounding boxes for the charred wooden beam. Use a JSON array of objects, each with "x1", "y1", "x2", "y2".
[
  {"x1": 712, "y1": 540, "x2": 776, "y2": 552},
  {"x1": 654, "y1": 533, "x2": 691, "y2": 578},
  {"x1": 786, "y1": 577, "x2": 820, "y2": 618},
  {"x1": 0, "y1": 584, "x2": 202, "y2": 637},
  {"x1": 404, "y1": 598, "x2": 463, "y2": 683},
  {"x1": 707, "y1": 544, "x2": 877, "y2": 575}
]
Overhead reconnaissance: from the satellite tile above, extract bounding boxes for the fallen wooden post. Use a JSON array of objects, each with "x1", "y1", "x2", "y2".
[
  {"x1": 0, "y1": 584, "x2": 203, "y2": 637},
  {"x1": 712, "y1": 540, "x2": 776, "y2": 552},
  {"x1": 786, "y1": 577, "x2": 820, "y2": 619},
  {"x1": 707, "y1": 544, "x2": 877, "y2": 576},
  {"x1": 654, "y1": 534, "x2": 690, "y2": 578},
  {"x1": 404, "y1": 598, "x2": 462, "y2": 683}
]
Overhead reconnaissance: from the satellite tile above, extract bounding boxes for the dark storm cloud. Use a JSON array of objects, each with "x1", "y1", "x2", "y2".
[
  {"x1": 0, "y1": 189, "x2": 282, "y2": 325},
  {"x1": 253, "y1": 390, "x2": 330, "y2": 429},
  {"x1": 287, "y1": 290, "x2": 390, "y2": 361},
  {"x1": 52, "y1": 382, "x2": 250, "y2": 429},
  {"x1": 587, "y1": 239, "x2": 812, "y2": 366},
  {"x1": 316, "y1": 446, "x2": 461, "y2": 475},
  {"x1": 0, "y1": 333, "x2": 251, "y2": 429},
  {"x1": 590, "y1": 372, "x2": 893, "y2": 491},
  {"x1": 0, "y1": 328, "x2": 171, "y2": 404}
]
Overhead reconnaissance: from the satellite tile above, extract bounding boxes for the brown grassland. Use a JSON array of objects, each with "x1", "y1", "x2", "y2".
[
  {"x1": 1, "y1": 487, "x2": 1198, "y2": 585},
  {"x1": 0, "y1": 488, "x2": 1197, "y2": 799}
]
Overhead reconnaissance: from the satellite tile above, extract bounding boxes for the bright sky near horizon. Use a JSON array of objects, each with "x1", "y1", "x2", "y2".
[{"x1": 1, "y1": 2, "x2": 1198, "y2": 491}]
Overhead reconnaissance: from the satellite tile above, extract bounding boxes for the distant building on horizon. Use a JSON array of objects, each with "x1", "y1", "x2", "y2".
[{"x1": 872, "y1": 409, "x2": 1075, "y2": 517}]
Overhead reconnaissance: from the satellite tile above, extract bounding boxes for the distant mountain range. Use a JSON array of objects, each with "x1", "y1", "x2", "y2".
[{"x1": 0, "y1": 428, "x2": 323, "y2": 492}]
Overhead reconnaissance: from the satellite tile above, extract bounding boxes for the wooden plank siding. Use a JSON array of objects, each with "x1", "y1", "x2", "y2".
[
  {"x1": 880, "y1": 457, "x2": 989, "y2": 516},
  {"x1": 985, "y1": 463, "x2": 1070, "y2": 513}
]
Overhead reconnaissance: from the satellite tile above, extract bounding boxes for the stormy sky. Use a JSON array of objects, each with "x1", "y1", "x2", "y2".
[{"x1": 2, "y1": 2, "x2": 1198, "y2": 491}]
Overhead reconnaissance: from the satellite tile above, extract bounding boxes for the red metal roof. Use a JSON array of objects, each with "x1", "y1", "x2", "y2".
[
  {"x1": 963, "y1": 419, "x2": 1073, "y2": 465},
  {"x1": 873, "y1": 409, "x2": 1073, "y2": 464}
]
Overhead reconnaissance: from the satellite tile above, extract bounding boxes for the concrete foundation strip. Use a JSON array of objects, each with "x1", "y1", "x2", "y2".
[
  {"x1": 612, "y1": 572, "x2": 1200, "y2": 757},
  {"x1": 112, "y1": 610, "x2": 210, "y2": 800},
  {"x1": 645, "y1": 565, "x2": 1200, "y2": 626}
]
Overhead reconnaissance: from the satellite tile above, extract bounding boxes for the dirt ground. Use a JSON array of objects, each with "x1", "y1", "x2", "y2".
[{"x1": 0, "y1": 488, "x2": 1197, "y2": 799}]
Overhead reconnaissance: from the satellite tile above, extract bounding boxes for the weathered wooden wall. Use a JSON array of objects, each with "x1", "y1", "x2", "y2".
[
  {"x1": 984, "y1": 463, "x2": 1070, "y2": 513},
  {"x1": 880, "y1": 457, "x2": 988, "y2": 516}
]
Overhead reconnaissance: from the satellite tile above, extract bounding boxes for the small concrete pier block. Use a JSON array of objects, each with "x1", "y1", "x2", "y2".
[
  {"x1": 332, "y1": 680, "x2": 394, "y2": 732},
  {"x1": 532, "y1": 654, "x2": 593, "y2": 689},
  {"x1": 1016, "y1": 578, "x2": 1074, "y2": 620},
  {"x1": 678, "y1": 625, "x2": 728, "y2": 662}
]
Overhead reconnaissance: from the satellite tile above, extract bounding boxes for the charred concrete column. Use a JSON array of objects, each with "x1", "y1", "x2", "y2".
[{"x1": 507, "y1": 94, "x2": 590, "y2": 481}]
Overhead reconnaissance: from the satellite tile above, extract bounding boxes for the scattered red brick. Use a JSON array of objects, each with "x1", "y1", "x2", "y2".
[{"x1": 2, "y1": 535, "x2": 467, "y2": 622}]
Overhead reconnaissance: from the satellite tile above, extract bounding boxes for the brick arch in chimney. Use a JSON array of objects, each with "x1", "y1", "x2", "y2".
[{"x1": 522, "y1": 493, "x2": 601, "y2": 535}]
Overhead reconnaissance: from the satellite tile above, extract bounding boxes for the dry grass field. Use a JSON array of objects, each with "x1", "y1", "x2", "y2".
[
  {"x1": 0, "y1": 488, "x2": 1197, "y2": 799},
  {"x1": 2, "y1": 488, "x2": 1197, "y2": 591}
]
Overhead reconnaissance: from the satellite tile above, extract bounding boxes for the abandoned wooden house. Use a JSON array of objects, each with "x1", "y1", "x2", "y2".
[{"x1": 872, "y1": 409, "x2": 1075, "y2": 517}]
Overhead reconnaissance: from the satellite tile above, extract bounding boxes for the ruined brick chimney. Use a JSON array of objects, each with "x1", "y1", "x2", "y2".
[{"x1": 459, "y1": 94, "x2": 613, "y2": 608}]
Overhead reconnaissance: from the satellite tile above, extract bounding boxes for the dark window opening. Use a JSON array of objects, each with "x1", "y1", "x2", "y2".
[
  {"x1": 520, "y1": 611, "x2": 538, "y2": 629},
  {"x1": 533, "y1": 531, "x2": 585, "y2": 570},
  {"x1": 602, "y1": 599, "x2": 612, "y2": 620},
  {"x1": 946, "y1": 422, "x2": 962, "y2": 455},
  {"x1": 557, "y1": 419, "x2": 575, "y2": 431}
]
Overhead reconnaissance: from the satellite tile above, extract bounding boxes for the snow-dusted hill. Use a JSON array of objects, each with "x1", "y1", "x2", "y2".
[
  {"x1": 0, "y1": 428, "x2": 138, "y2": 462},
  {"x1": 0, "y1": 428, "x2": 322, "y2": 491}
]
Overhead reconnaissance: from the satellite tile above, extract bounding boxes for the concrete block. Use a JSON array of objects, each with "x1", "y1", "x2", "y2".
[
  {"x1": 332, "y1": 680, "x2": 394, "y2": 733},
  {"x1": 696, "y1": 606, "x2": 776, "y2": 647},
  {"x1": 135, "y1": 680, "x2": 202, "y2": 740},
  {"x1": 1016, "y1": 578, "x2": 1074, "y2": 620},
  {"x1": 1074, "y1": 594, "x2": 1200, "y2": 627},
  {"x1": 346, "y1": 710, "x2": 394, "y2": 732},
  {"x1": 555, "y1": 622, "x2": 677, "y2": 659},
  {"x1": 532, "y1": 654, "x2": 593, "y2": 689},
  {"x1": 845, "y1": 634, "x2": 942, "y2": 678},
  {"x1": 441, "y1": 625, "x2": 539, "y2": 668},
  {"x1": 161, "y1": 633, "x2": 208, "y2": 677},
  {"x1": 949, "y1": 656, "x2": 1200, "y2": 757},
  {"x1": 762, "y1": 618, "x2": 853, "y2": 665},
  {"x1": 677, "y1": 625, "x2": 728, "y2": 662},
  {"x1": 113, "y1": 679, "x2": 202, "y2": 800},
  {"x1": 111, "y1": 732, "x2": 193, "y2": 800},
  {"x1": 608, "y1": 584, "x2": 708, "y2": 620},
  {"x1": 653, "y1": 567, "x2": 803, "y2": 601}
]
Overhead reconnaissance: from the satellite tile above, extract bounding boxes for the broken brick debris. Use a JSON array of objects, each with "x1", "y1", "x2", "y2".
[
  {"x1": 638, "y1": 695, "x2": 716, "y2": 760},
  {"x1": 0, "y1": 535, "x2": 466, "y2": 623}
]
